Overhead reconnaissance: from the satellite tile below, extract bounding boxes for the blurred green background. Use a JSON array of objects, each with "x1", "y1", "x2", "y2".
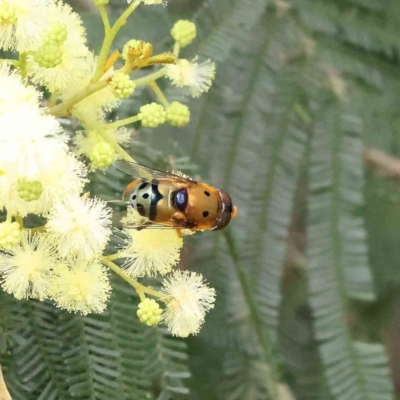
[{"x1": 3, "y1": 0, "x2": 400, "y2": 399}]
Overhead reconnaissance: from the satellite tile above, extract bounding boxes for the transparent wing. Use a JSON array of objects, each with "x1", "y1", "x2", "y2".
[
  {"x1": 124, "y1": 219, "x2": 194, "y2": 230},
  {"x1": 114, "y1": 160, "x2": 196, "y2": 183},
  {"x1": 113, "y1": 209, "x2": 195, "y2": 230}
]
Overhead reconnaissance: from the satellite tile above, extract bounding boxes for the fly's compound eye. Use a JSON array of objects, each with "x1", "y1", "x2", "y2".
[{"x1": 173, "y1": 188, "x2": 188, "y2": 212}]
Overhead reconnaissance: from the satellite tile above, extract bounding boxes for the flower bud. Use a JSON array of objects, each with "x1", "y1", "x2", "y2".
[
  {"x1": 16, "y1": 178, "x2": 43, "y2": 202},
  {"x1": 137, "y1": 298, "x2": 163, "y2": 326},
  {"x1": 138, "y1": 103, "x2": 166, "y2": 128},
  {"x1": 171, "y1": 20, "x2": 196, "y2": 47},
  {"x1": 0, "y1": 221, "x2": 21, "y2": 250},
  {"x1": 109, "y1": 71, "x2": 136, "y2": 99},
  {"x1": 166, "y1": 101, "x2": 190, "y2": 127}
]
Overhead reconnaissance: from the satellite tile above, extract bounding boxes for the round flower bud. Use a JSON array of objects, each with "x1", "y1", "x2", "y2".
[
  {"x1": 42, "y1": 22, "x2": 68, "y2": 46},
  {"x1": 88, "y1": 142, "x2": 116, "y2": 169},
  {"x1": 137, "y1": 298, "x2": 163, "y2": 326},
  {"x1": 0, "y1": 221, "x2": 21, "y2": 250},
  {"x1": 122, "y1": 39, "x2": 141, "y2": 61},
  {"x1": 166, "y1": 101, "x2": 190, "y2": 127},
  {"x1": 0, "y1": 3, "x2": 17, "y2": 26},
  {"x1": 171, "y1": 20, "x2": 197, "y2": 48},
  {"x1": 109, "y1": 72, "x2": 136, "y2": 99},
  {"x1": 16, "y1": 179, "x2": 43, "y2": 202},
  {"x1": 138, "y1": 103, "x2": 166, "y2": 128},
  {"x1": 34, "y1": 43, "x2": 63, "y2": 68},
  {"x1": 93, "y1": 0, "x2": 109, "y2": 5}
]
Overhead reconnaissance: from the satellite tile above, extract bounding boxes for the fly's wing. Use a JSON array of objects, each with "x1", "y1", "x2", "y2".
[
  {"x1": 114, "y1": 206, "x2": 196, "y2": 231},
  {"x1": 124, "y1": 219, "x2": 194, "y2": 230},
  {"x1": 114, "y1": 160, "x2": 197, "y2": 183}
]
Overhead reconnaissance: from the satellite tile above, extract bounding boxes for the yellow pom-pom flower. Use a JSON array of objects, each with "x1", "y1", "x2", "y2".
[
  {"x1": 165, "y1": 58, "x2": 216, "y2": 98},
  {"x1": 171, "y1": 20, "x2": 196, "y2": 48},
  {"x1": 0, "y1": 0, "x2": 53, "y2": 52},
  {"x1": 50, "y1": 258, "x2": 111, "y2": 315},
  {"x1": 162, "y1": 270, "x2": 216, "y2": 337},
  {"x1": 122, "y1": 228, "x2": 182, "y2": 277},
  {"x1": 0, "y1": 152, "x2": 87, "y2": 217},
  {"x1": 138, "y1": 103, "x2": 166, "y2": 128},
  {"x1": 0, "y1": 232, "x2": 58, "y2": 300},
  {"x1": 121, "y1": 209, "x2": 182, "y2": 277},
  {"x1": 166, "y1": 101, "x2": 190, "y2": 127},
  {"x1": 0, "y1": 106, "x2": 67, "y2": 179},
  {"x1": 27, "y1": 2, "x2": 90, "y2": 93},
  {"x1": 46, "y1": 196, "x2": 112, "y2": 260},
  {"x1": 0, "y1": 64, "x2": 40, "y2": 113},
  {"x1": 137, "y1": 298, "x2": 163, "y2": 326},
  {"x1": 0, "y1": 221, "x2": 21, "y2": 250}
]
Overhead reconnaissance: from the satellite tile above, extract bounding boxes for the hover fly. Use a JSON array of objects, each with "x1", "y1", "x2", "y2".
[{"x1": 115, "y1": 160, "x2": 237, "y2": 231}]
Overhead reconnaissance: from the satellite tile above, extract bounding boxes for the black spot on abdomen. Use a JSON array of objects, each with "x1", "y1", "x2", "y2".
[
  {"x1": 142, "y1": 193, "x2": 149, "y2": 199},
  {"x1": 204, "y1": 191, "x2": 210, "y2": 197},
  {"x1": 203, "y1": 211, "x2": 209, "y2": 218},
  {"x1": 139, "y1": 182, "x2": 148, "y2": 190}
]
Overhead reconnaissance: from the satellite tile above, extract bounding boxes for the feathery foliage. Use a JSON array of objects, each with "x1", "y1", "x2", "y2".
[{"x1": 1, "y1": 0, "x2": 400, "y2": 399}]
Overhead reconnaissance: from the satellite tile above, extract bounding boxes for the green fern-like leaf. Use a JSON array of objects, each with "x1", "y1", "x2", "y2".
[
  {"x1": 0, "y1": 271, "x2": 190, "y2": 400},
  {"x1": 306, "y1": 101, "x2": 393, "y2": 399},
  {"x1": 193, "y1": 0, "x2": 268, "y2": 62}
]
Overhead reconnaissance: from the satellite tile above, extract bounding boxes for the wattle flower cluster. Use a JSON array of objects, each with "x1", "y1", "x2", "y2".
[{"x1": 0, "y1": 0, "x2": 217, "y2": 338}]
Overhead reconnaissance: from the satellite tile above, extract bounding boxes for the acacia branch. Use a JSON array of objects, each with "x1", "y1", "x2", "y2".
[{"x1": 363, "y1": 147, "x2": 400, "y2": 184}]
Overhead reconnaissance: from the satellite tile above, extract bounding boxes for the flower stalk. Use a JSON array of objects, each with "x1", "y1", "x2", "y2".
[
  {"x1": 98, "y1": 4, "x2": 111, "y2": 34},
  {"x1": 101, "y1": 257, "x2": 164, "y2": 299},
  {"x1": 49, "y1": 80, "x2": 108, "y2": 117},
  {"x1": 92, "y1": 0, "x2": 141, "y2": 83},
  {"x1": 148, "y1": 81, "x2": 170, "y2": 108}
]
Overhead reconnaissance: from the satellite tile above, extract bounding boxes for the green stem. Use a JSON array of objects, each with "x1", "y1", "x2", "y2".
[
  {"x1": 15, "y1": 215, "x2": 23, "y2": 229},
  {"x1": 148, "y1": 81, "x2": 169, "y2": 108},
  {"x1": 173, "y1": 42, "x2": 180, "y2": 57},
  {"x1": 101, "y1": 257, "x2": 164, "y2": 299},
  {"x1": 223, "y1": 229, "x2": 280, "y2": 400},
  {"x1": 19, "y1": 53, "x2": 27, "y2": 79},
  {"x1": 98, "y1": 4, "x2": 111, "y2": 34},
  {"x1": 92, "y1": 0, "x2": 141, "y2": 83},
  {"x1": 6, "y1": 213, "x2": 11, "y2": 223},
  {"x1": 105, "y1": 115, "x2": 141, "y2": 131},
  {"x1": 132, "y1": 67, "x2": 166, "y2": 87},
  {"x1": 48, "y1": 80, "x2": 108, "y2": 117},
  {"x1": 106, "y1": 251, "x2": 126, "y2": 261},
  {"x1": 48, "y1": 92, "x2": 58, "y2": 108}
]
